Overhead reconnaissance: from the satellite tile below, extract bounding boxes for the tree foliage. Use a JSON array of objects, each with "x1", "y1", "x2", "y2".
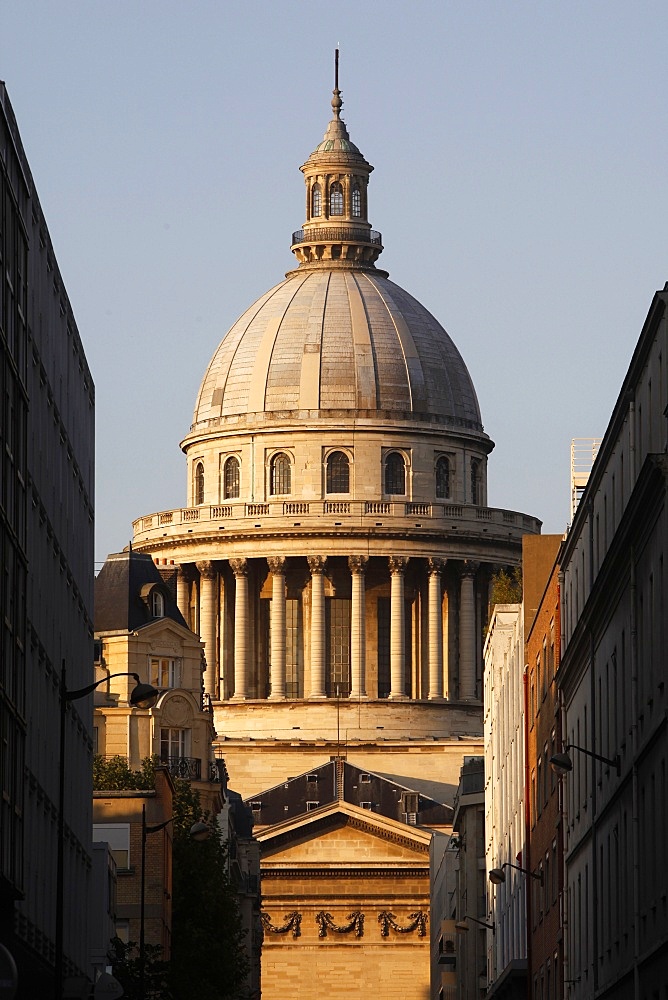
[
  {"x1": 489, "y1": 566, "x2": 523, "y2": 607},
  {"x1": 170, "y1": 781, "x2": 249, "y2": 1000},
  {"x1": 109, "y1": 937, "x2": 172, "y2": 1000},
  {"x1": 93, "y1": 754, "x2": 157, "y2": 790}
]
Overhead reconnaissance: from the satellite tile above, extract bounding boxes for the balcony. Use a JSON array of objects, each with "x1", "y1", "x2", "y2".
[
  {"x1": 134, "y1": 499, "x2": 542, "y2": 546},
  {"x1": 162, "y1": 756, "x2": 201, "y2": 781},
  {"x1": 291, "y1": 226, "x2": 382, "y2": 246}
]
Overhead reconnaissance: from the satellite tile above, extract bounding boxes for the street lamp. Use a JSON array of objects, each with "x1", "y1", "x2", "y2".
[
  {"x1": 549, "y1": 743, "x2": 621, "y2": 777},
  {"x1": 489, "y1": 861, "x2": 543, "y2": 884},
  {"x1": 56, "y1": 665, "x2": 159, "y2": 1000},
  {"x1": 139, "y1": 809, "x2": 210, "y2": 1000}
]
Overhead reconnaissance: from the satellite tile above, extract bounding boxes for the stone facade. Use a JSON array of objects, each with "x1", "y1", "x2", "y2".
[
  {"x1": 258, "y1": 800, "x2": 432, "y2": 1000},
  {"x1": 0, "y1": 83, "x2": 95, "y2": 997}
]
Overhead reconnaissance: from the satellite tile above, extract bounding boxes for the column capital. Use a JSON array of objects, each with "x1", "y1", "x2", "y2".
[
  {"x1": 461, "y1": 559, "x2": 479, "y2": 578},
  {"x1": 196, "y1": 560, "x2": 216, "y2": 580},
  {"x1": 267, "y1": 556, "x2": 286, "y2": 575},
  {"x1": 229, "y1": 557, "x2": 248, "y2": 578},
  {"x1": 388, "y1": 555, "x2": 409, "y2": 576},
  {"x1": 348, "y1": 555, "x2": 369, "y2": 575},
  {"x1": 427, "y1": 557, "x2": 446, "y2": 576},
  {"x1": 177, "y1": 562, "x2": 194, "y2": 581},
  {"x1": 307, "y1": 555, "x2": 327, "y2": 574}
]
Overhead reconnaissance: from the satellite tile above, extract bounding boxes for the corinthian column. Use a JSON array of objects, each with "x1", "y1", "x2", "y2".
[
  {"x1": 348, "y1": 555, "x2": 369, "y2": 699},
  {"x1": 459, "y1": 561, "x2": 479, "y2": 701},
  {"x1": 176, "y1": 564, "x2": 191, "y2": 628},
  {"x1": 427, "y1": 558, "x2": 445, "y2": 700},
  {"x1": 389, "y1": 556, "x2": 409, "y2": 699},
  {"x1": 267, "y1": 557, "x2": 286, "y2": 700},
  {"x1": 196, "y1": 561, "x2": 217, "y2": 698},
  {"x1": 229, "y1": 558, "x2": 249, "y2": 700},
  {"x1": 308, "y1": 555, "x2": 327, "y2": 699}
]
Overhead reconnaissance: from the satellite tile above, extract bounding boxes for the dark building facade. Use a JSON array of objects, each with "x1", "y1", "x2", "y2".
[{"x1": 0, "y1": 83, "x2": 95, "y2": 996}]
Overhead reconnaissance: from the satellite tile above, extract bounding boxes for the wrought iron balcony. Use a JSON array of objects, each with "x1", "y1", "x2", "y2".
[
  {"x1": 291, "y1": 226, "x2": 382, "y2": 246},
  {"x1": 162, "y1": 755, "x2": 201, "y2": 780}
]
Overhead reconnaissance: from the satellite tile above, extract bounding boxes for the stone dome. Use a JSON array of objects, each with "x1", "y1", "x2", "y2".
[{"x1": 192, "y1": 269, "x2": 484, "y2": 431}]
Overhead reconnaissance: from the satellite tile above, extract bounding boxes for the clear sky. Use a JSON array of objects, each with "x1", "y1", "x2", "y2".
[{"x1": 3, "y1": 2, "x2": 668, "y2": 568}]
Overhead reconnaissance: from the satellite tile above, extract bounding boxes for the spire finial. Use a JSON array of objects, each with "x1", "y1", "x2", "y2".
[{"x1": 331, "y1": 47, "x2": 342, "y2": 119}]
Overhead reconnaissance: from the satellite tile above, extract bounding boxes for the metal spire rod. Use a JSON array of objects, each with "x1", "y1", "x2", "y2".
[{"x1": 335, "y1": 47, "x2": 339, "y2": 91}]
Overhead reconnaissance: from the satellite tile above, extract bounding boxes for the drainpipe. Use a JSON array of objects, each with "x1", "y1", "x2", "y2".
[
  {"x1": 630, "y1": 554, "x2": 640, "y2": 1000},
  {"x1": 523, "y1": 665, "x2": 533, "y2": 984},
  {"x1": 587, "y1": 497, "x2": 599, "y2": 994}
]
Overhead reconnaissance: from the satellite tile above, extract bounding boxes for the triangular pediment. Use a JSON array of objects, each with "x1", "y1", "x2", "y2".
[{"x1": 257, "y1": 800, "x2": 431, "y2": 863}]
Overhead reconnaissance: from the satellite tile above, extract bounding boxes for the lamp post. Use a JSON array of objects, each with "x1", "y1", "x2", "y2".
[
  {"x1": 139, "y1": 810, "x2": 209, "y2": 1000},
  {"x1": 55, "y1": 665, "x2": 158, "y2": 1000},
  {"x1": 549, "y1": 743, "x2": 621, "y2": 777},
  {"x1": 488, "y1": 861, "x2": 543, "y2": 884}
]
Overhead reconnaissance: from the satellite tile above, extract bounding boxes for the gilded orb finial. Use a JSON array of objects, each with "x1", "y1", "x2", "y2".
[{"x1": 331, "y1": 47, "x2": 342, "y2": 118}]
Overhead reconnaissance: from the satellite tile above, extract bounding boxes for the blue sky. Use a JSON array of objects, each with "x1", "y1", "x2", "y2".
[{"x1": 3, "y1": 2, "x2": 668, "y2": 566}]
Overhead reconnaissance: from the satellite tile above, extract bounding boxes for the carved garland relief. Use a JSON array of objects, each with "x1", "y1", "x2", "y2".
[{"x1": 261, "y1": 909, "x2": 428, "y2": 940}]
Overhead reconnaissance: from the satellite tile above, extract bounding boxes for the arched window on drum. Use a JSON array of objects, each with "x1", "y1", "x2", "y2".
[
  {"x1": 223, "y1": 456, "x2": 240, "y2": 499},
  {"x1": 326, "y1": 451, "x2": 350, "y2": 493},
  {"x1": 270, "y1": 453, "x2": 292, "y2": 496},
  {"x1": 194, "y1": 462, "x2": 205, "y2": 505},
  {"x1": 384, "y1": 452, "x2": 406, "y2": 496},
  {"x1": 436, "y1": 456, "x2": 450, "y2": 499}
]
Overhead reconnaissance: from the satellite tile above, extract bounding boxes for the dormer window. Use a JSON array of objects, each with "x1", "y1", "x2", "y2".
[
  {"x1": 194, "y1": 462, "x2": 205, "y2": 505},
  {"x1": 152, "y1": 591, "x2": 165, "y2": 618},
  {"x1": 352, "y1": 184, "x2": 361, "y2": 218},
  {"x1": 312, "y1": 183, "x2": 322, "y2": 218},
  {"x1": 329, "y1": 182, "x2": 343, "y2": 216}
]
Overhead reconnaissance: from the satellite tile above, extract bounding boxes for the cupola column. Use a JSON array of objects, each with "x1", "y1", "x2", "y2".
[
  {"x1": 268, "y1": 557, "x2": 287, "y2": 700},
  {"x1": 459, "y1": 561, "x2": 479, "y2": 701},
  {"x1": 427, "y1": 558, "x2": 445, "y2": 700},
  {"x1": 176, "y1": 564, "x2": 191, "y2": 629},
  {"x1": 308, "y1": 556, "x2": 327, "y2": 699},
  {"x1": 389, "y1": 556, "x2": 409, "y2": 700},
  {"x1": 196, "y1": 561, "x2": 218, "y2": 698},
  {"x1": 230, "y1": 559, "x2": 249, "y2": 700},
  {"x1": 348, "y1": 555, "x2": 368, "y2": 699}
]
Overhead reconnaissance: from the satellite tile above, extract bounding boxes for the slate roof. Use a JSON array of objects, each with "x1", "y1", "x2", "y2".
[{"x1": 95, "y1": 549, "x2": 188, "y2": 633}]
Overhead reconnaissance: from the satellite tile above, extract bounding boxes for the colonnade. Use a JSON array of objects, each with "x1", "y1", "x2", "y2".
[{"x1": 178, "y1": 554, "x2": 485, "y2": 704}]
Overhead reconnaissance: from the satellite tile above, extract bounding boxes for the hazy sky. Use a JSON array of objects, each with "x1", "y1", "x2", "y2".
[{"x1": 3, "y1": 2, "x2": 668, "y2": 568}]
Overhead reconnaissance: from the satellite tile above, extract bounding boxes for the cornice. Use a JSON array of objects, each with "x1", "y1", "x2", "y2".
[{"x1": 261, "y1": 867, "x2": 429, "y2": 880}]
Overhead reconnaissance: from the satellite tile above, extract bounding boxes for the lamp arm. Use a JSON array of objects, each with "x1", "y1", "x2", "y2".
[
  {"x1": 505, "y1": 861, "x2": 543, "y2": 883},
  {"x1": 567, "y1": 743, "x2": 621, "y2": 774},
  {"x1": 65, "y1": 671, "x2": 141, "y2": 702}
]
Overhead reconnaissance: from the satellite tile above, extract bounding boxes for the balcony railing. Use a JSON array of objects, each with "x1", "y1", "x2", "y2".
[
  {"x1": 291, "y1": 226, "x2": 382, "y2": 246},
  {"x1": 134, "y1": 500, "x2": 542, "y2": 539},
  {"x1": 162, "y1": 756, "x2": 201, "y2": 780}
]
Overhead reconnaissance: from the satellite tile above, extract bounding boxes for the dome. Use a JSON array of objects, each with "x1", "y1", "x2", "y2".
[{"x1": 192, "y1": 269, "x2": 483, "y2": 431}]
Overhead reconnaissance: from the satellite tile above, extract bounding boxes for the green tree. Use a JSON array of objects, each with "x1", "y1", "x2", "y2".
[
  {"x1": 170, "y1": 781, "x2": 249, "y2": 1000},
  {"x1": 489, "y1": 566, "x2": 523, "y2": 607},
  {"x1": 93, "y1": 754, "x2": 157, "y2": 790},
  {"x1": 109, "y1": 937, "x2": 172, "y2": 1000}
]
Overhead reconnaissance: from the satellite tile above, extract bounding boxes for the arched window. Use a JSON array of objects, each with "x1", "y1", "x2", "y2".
[
  {"x1": 152, "y1": 590, "x2": 165, "y2": 618},
  {"x1": 224, "y1": 456, "x2": 240, "y2": 499},
  {"x1": 312, "y1": 182, "x2": 322, "y2": 218},
  {"x1": 436, "y1": 456, "x2": 450, "y2": 499},
  {"x1": 470, "y1": 458, "x2": 482, "y2": 505},
  {"x1": 194, "y1": 462, "x2": 205, "y2": 505},
  {"x1": 384, "y1": 452, "x2": 406, "y2": 495},
  {"x1": 326, "y1": 451, "x2": 350, "y2": 493},
  {"x1": 330, "y1": 181, "x2": 343, "y2": 216},
  {"x1": 352, "y1": 184, "x2": 361, "y2": 217},
  {"x1": 270, "y1": 452, "x2": 291, "y2": 495}
]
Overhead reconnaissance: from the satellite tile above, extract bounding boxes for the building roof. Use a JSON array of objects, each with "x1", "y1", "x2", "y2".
[{"x1": 95, "y1": 549, "x2": 188, "y2": 633}]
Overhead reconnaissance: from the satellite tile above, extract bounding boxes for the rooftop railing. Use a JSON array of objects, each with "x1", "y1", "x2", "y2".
[{"x1": 291, "y1": 226, "x2": 382, "y2": 246}]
